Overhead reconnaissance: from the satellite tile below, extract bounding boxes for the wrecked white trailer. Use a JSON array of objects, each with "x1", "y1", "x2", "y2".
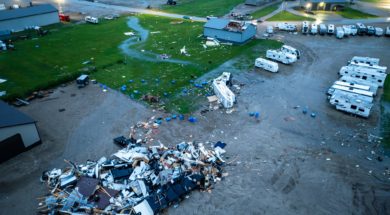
[
  {"x1": 339, "y1": 65, "x2": 387, "y2": 87},
  {"x1": 255, "y1": 57, "x2": 279, "y2": 73},
  {"x1": 329, "y1": 89, "x2": 373, "y2": 118},
  {"x1": 266, "y1": 50, "x2": 297, "y2": 64},
  {"x1": 212, "y1": 72, "x2": 236, "y2": 108},
  {"x1": 280, "y1": 45, "x2": 300, "y2": 59}
]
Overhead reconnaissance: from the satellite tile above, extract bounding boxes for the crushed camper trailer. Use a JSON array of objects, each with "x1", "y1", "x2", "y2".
[
  {"x1": 212, "y1": 72, "x2": 236, "y2": 108},
  {"x1": 266, "y1": 49, "x2": 297, "y2": 64}
]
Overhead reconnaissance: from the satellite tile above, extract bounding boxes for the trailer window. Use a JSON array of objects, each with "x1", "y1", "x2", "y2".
[
  {"x1": 356, "y1": 75, "x2": 360, "y2": 78},
  {"x1": 335, "y1": 100, "x2": 339, "y2": 103},
  {"x1": 371, "y1": 75, "x2": 375, "y2": 77},
  {"x1": 362, "y1": 76, "x2": 367, "y2": 80},
  {"x1": 378, "y1": 80, "x2": 382, "y2": 83},
  {"x1": 351, "y1": 105, "x2": 357, "y2": 110},
  {"x1": 358, "y1": 108, "x2": 365, "y2": 112}
]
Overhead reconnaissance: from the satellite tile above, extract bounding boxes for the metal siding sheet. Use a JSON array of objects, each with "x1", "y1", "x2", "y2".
[
  {"x1": 0, "y1": 4, "x2": 58, "y2": 21},
  {"x1": 0, "y1": 12, "x2": 59, "y2": 31}
]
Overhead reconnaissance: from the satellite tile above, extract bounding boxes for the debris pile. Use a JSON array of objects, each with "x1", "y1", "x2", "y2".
[
  {"x1": 38, "y1": 139, "x2": 228, "y2": 214},
  {"x1": 327, "y1": 56, "x2": 387, "y2": 118}
]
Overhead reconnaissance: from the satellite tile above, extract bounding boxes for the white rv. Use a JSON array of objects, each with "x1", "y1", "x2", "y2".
[
  {"x1": 266, "y1": 50, "x2": 297, "y2": 64},
  {"x1": 277, "y1": 23, "x2": 297, "y2": 31},
  {"x1": 310, "y1": 24, "x2": 318, "y2": 34},
  {"x1": 280, "y1": 45, "x2": 301, "y2": 59},
  {"x1": 339, "y1": 66, "x2": 387, "y2": 87},
  {"x1": 386, "y1": 26, "x2": 390, "y2": 36},
  {"x1": 327, "y1": 24, "x2": 335, "y2": 35},
  {"x1": 329, "y1": 90, "x2": 373, "y2": 118},
  {"x1": 85, "y1": 16, "x2": 99, "y2": 24},
  {"x1": 255, "y1": 58, "x2": 279, "y2": 73},
  {"x1": 348, "y1": 61, "x2": 387, "y2": 74},
  {"x1": 339, "y1": 76, "x2": 379, "y2": 94},
  {"x1": 349, "y1": 25, "x2": 358, "y2": 35},
  {"x1": 375, "y1": 27, "x2": 383, "y2": 36},
  {"x1": 335, "y1": 79, "x2": 377, "y2": 95},
  {"x1": 213, "y1": 72, "x2": 235, "y2": 108},
  {"x1": 267, "y1": 26, "x2": 274, "y2": 34},
  {"x1": 342, "y1": 25, "x2": 351, "y2": 36},
  {"x1": 336, "y1": 27, "x2": 344, "y2": 39},
  {"x1": 327, "y1": 84, "x2": 374, "y2": 97},
  {"x1": 319, "y1": 24, "x2": 327, "y2": 35},
  {"x1": 302, "y1": 21, "x2": 309, "y2": 34},
  {"x1": 351, "y1": 56, "x2": 380, "y2": 66}
]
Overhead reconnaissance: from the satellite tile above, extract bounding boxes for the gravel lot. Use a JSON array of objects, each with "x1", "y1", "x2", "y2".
[{"x1": 1, "y1": 22, "x2": 390, "y2": 215}]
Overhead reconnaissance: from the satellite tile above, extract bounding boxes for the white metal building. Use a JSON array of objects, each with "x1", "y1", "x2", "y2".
[
  {"x1": 0, "y1": 101, "x2": 41, "y2": 163},
  {"x1": 0, "y1": 4, "x2": 59, "y2": 32}
]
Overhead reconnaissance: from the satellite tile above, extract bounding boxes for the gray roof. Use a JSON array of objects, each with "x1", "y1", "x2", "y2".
[
  {"x1": 0, "y1": 100, "x2": 36, "y2": 129},
  {"x1": 204, "y1": 19, "x2": 230, "y2": 30},
  {"x1": 0, "y1": 4, "x2": 58, "y2": 22}
]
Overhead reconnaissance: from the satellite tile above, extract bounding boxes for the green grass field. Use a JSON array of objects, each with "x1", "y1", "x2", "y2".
[
  {"x1": 161, "y1": 0, "x2": 244, "y2": 17},
  {"x1": 267, "y1": 10, "x2": 315, "y2": 21},
  {"x1": 0, "y1": 15, "x2": 282, "y2": 113},
  {"x1": 336, "y1": 7, "x2": 378, "y2": 19},
  {"x1": 251, "y1": 3, "x2": 280, "y2": 19},
  {"x1": 359, "y1": 0, "x2": 381, "y2": 3}
]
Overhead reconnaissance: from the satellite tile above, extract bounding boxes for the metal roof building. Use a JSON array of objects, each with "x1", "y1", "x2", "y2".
[
  {"x1": 204, "y1": 18, "x2": 257, "y2": 44},
  {"x1": 0, "y1": 100, "x2": 41, "y2": 163},
  {"x1": 0, "y1": 4, "x2": 59, "y2": 32}
]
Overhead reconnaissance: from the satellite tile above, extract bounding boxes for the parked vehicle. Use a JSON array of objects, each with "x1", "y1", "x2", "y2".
[
  {"x1": 280, "y1": 45, "x2": 301, "y2": 59},
  {"x1": 302, "y1": 21, "x2": 309, "y2": 34},
  {"x1": 329, "y1": 90, "x2": 373, "y2": 118},
  {"x1": 76, "y1": 74, "x2": 89, "y2": 88},
  {"x1": 310, "y1": 24, "x2": 318, "y2": 34},
  {"x1": 332, "y1": 80, "x2": 377, "y2": 96},
  {"x1": 266, "y1": 26, "x2": 273, "y2": 34},
  {"x1": 59, "y1": 13, "x2": 70, "y2": 22},
  {"x1": 336, "y1": 27, "x2": 344, "y2": 39},
  {"x1": 327, "y1": 84, "x2": 374, "y2": 97},
  {"x1": 266, "y1": 50, "x2": 297, "y2": 64},
  {"x1": 339, "y1": 76, "x2": 379, "y2": 93},
  {"x1": 386, "y1": 26, "x2": 390, "y2": 37},
  {"x1": 277, "y1": 23, "x2": 297, "y2": 31},
  {"x1": 349, "y1": 25, "x2": 357, "y2": 35},
  {"x1": 255, "y1": 58, "x2": 279, "y2": 73},
  {"x1": 339, "y1": 65, "x2": 387, "y2": 87},
  {"x1": 375, "y1": 27, "x2": 383, "y2": 36},
  {"x1": 342, "y1": 25, "x2": 351, "y2": 36},
  {"x1": 356, "y1": 23, "x2": 367, "y2": 35},
  {"x1": 85, "y1": 16, "x2": 99, "y2": 24},
  {"x1": 349, "y1": 61, "x2": 387, "y2": 74},
  {"x1": 0, "y1": 40, "x2": 6, "y2": 51},
  {"x1": 319, "y1": 24, "x2": 327, "y2": 35},
  {"x1": 367, "y1": 26, "x2": 375, "y2": 35},
  {"x1": 327, "y1": 24, "x2": 335, "y2": 35}
]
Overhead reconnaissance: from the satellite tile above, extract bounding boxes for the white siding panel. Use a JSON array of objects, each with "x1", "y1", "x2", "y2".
[{"x1": 0, "y1": 123, "x2": 40, "y2": 147}]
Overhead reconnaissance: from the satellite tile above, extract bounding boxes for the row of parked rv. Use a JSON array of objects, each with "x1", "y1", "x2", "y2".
[
  {"x1": 254, "y1": 45, "x2": 300, "y2": 73},
  {"x1": 276, "y1": 22, "x2": 390, "y2": 38},
  {"x1": 327, "y1": 56, "x2": 388, "y2": 118}
]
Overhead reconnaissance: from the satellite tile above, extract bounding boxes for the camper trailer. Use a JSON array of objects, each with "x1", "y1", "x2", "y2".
[
  {"x1": 329, "y1": 90, "x2": 373, "y2": 118},
  {"x1": 302, "y1": 21, "x2": 309, "y2": 34},
  {"x1": 85, "y1": 16, "x2": 99, "y2": 24},
  {"x1": 339, "y1": 66, "x2": 387, "y2": 87},
  {"x1": 280, "y1": 45, "x2": 300, "y2": 59},
  {"x1": 386, "y1": 26, "x2": 390, "y2": 37},
  {"x1": 375, "y1": 27, "x2": 383, "y2": 36},
  {"x1": 255, "y1": 58, "x2": 279, "y2": 73},
  {"x1": 266, "y1": 50, "x2": 297, "y2": 64},
  {"x1": 351, "y1": 56, "x2": 380, "y2": 66},
  {"x1": 213, "y1": 72, "x2": 235, "y2": 108},
  {"x1": 319, "y1": 24, "x2": 327, "y2": 35},
  {"x1": 310, "y1": 24, "x2": 318, "y2": 35},
  {"x1": 327, "y1": 24, "x2": 335, "y2": 35},
  {"x1": 277, "y1": 23, "x2": 297, "y2": 31},
  {"x1": 339, "y1": 76, "x2": 379, "y2": 94},
  {"x1": 356, "y1": 23, "x2": 367, "y2": 35},
  {"x1": 349, "y1": 25, "x2": 358, "y2": 35},
  {"x1": 266, "y1": 26, "x2": 274, "y2": 34},
  {"x1": 327, "y1": 83, "x2": 374, "y2": 97},
  {"x1": 342, "y1": 25, "x2": 352, "y2": 36},
  {"x1": 333, "y1": 80, "x2": 376, "y2": 95},
  {"x1": 336, "y1": 27, "x2": 344, "y2": 39},
  {"x1": 349, "y1": 61, "x2": 387, "y2": 74},
  {"x1": 367, "y1": 26, "x2": 375, "y2": 36}
]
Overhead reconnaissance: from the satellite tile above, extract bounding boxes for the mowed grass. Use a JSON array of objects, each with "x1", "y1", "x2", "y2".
[
  {"x1": 267, "y1": 10, "x2": 315, "y2": 21},
  {"x1": 0, "y1": 14, "x2": 282, "y2": 113},
  {"x1": 336, "y1": 7, "x2": 378, "y2": 19},
  {"x1": 0, "y1": 18, "x2": 128, "y2": 99},
  {"x1": 251, "y1": 3, "x2": 280, "y2": 19},
  {"x1": 161, "y1": 0, "x2": 244, "y2": 17},
  {"x1": 359, "y1": 0, "x2": 381, "y2": 3}
]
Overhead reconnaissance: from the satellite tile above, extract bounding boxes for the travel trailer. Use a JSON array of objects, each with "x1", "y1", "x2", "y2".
[
  {"x1": 267, "y1": 26, "x2": 273, "y2": 34},
  {"x1": 302, "y1": 21, "x2": 309, "y2": 34},
  {"x1": 327, "y1": 24, "x2": 335, "y2": 35},
  {"x1": 342, "y1": 25, "x2": 351, "y2": 36},
  {"x1": 255, "y1": 58, "x2": 279, "y2": 73},
  {"x1": 85, "y1": 16, "x2": 99, "y2": 24},
  {"x1": 336, "y1": 27, "x2": 344, "y2": 39},
  {"x1": 339, "y1": 76, "x2": 379, "y2": 94},
  {"x1": 349, "y1": 25, "x2": 358, "y2": 35},
  {"x1": 327, "y1": 83, "x2": 374, "y2": 97},
  {"x1": 348, "y1": 61, "x2": 387, "y2": 74},
  {"x1": 356, "y1": 23, "x2": 367, "y2": 35},
  {"x1": 266, "y1": 50, "x2": 297, "y2": 64},
  {"x1": 339, "y1": 66, "x2": 387, "y2": 87},
  {"x1": 280, "y1": 45, "x2": 301, "y2": 59},
  {"x1": 329, "y1": 90, "x2": 373, "y2": 118},
  {"x1": 311, "y1": 23, "x2": 318, "y2": 34},
  {"x1": 212, "y1": 72, "x2": 235, "y2": 108},
  {"x1": 319, "y1": 24, "x2": 327, "y2": 35},
  {"x1": 277, "y1": 23, "x2": 297, "y2": 31},
  {"x1": 367, "y1": 26, "x2": 375, "y2": 36},
  {"x1": 375, "y1": 27, "x2": 383, "y2": 36},
  {"x1": 351, "y1": 56, "x2": 380, "y2": 66}
]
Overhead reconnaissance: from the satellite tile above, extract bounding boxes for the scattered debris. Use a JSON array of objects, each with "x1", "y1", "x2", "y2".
[
  {"x1": 212, "y1": 72, "x2": 235, "y2": 109},
  {"x1": 124, "y1": 32, "x2": 135, "y2": 36}
]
